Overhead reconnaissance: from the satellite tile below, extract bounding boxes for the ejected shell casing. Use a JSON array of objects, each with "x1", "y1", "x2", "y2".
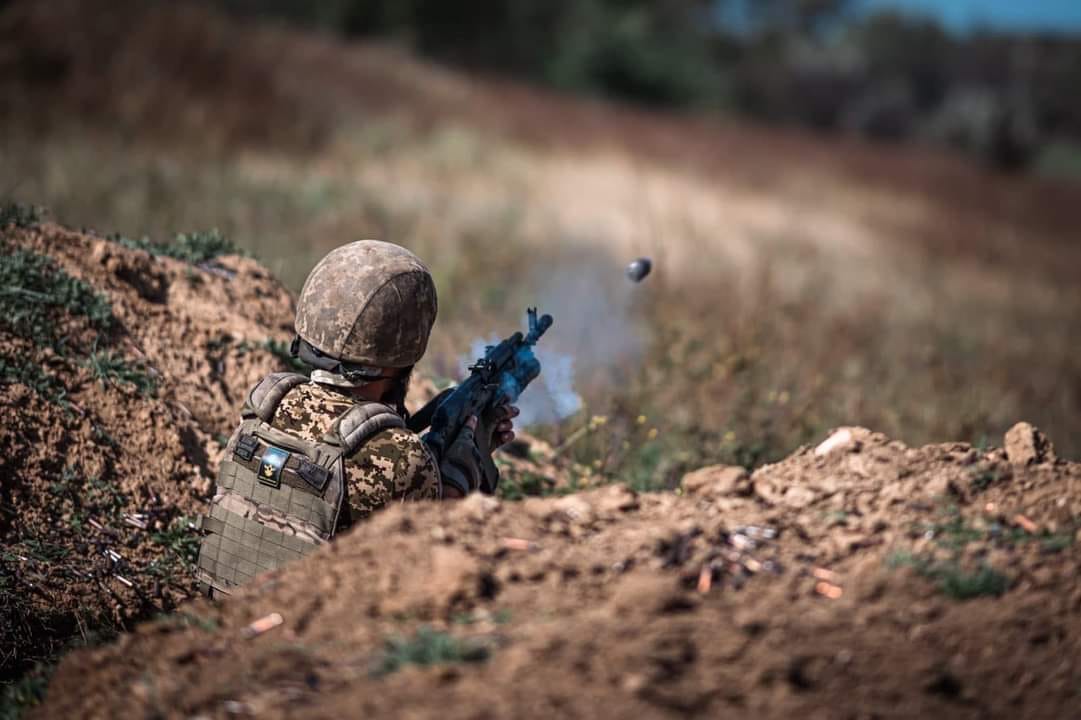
[{"x1": 625, "y1": 257, "x2": 652, "y2": 283}]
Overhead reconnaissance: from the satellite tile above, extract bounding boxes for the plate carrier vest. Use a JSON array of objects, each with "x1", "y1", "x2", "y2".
[{"x1": 195, "y1": 373, "x2": 404, "y2": 596}]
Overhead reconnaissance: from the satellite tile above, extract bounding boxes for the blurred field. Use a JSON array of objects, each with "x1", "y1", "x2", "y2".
[{"x1": 2, "y1": 0, "x2": 1080, "y2": 483}]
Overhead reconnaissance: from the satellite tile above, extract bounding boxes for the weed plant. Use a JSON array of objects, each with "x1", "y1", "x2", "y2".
[
  {"x1": 888, "y1": 551, "x2": 1011, "y2": 600},
  {"x1": 111, "y1": 229, "x2": 240, "y2": 264},
  {"x1": 371, "y1": 626, "x2": 490, "y2": 677},
  {"x1": 0, "y1": 235, "x2": 165, "y2": 406},
  {"x1": 0, "y1": 247, "x2": 114, "y2": 349},
  {"x1": 890, "y1": 508, "x2": 1075, "y2": 600},
  {"x1": 83, "y1": 349, "x2": 158, "y2": 397},
  {"x1": 255, "y1": 338, "x2": 308, "y2": 375},
  {"x1": 150, "y1": 517, "x2": 201, "y2": 571},
  {"x1": 0, "y1": 202, "x2": 43, "y2": 229},
  {"x1": 0, "y1": 662, "x2": 53, "y2": 720}
]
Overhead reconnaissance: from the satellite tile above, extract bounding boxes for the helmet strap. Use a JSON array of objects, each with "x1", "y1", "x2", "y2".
[{"x1": 293, "y1": 336, "x2": 412, "y2": 414}]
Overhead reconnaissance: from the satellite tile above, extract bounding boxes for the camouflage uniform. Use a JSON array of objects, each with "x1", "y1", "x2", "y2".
[
  {"x1": 272, "y1": 380, "x2": 440, "y2": 523},
  {"x1": 196, "y1": 240, "x2": 484, "y2": 596}
]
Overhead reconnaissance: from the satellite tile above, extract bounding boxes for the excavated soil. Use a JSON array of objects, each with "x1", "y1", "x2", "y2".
[
  {"x1": 0, "y1": 220, "x2": 550, "y2": 684},
  {"x1": 1, "y1": 222, "x2": 296, "y2": 677},
  {"x1": 39, "y1": 429, "x2": 1081, "y2": 718},
  {"x1": 4, "y1": 223, "x2": 1079, "y2": 718}
]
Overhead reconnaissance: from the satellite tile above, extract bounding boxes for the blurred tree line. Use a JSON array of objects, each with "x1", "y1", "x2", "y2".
[{"x1": 219, "y1": 0, "x2": 1081, "y2": 173}]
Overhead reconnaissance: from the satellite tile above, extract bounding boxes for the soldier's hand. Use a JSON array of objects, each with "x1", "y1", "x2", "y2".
[
  {"x1": 440, "y1": 415, "x2": 484, "y2": 497},
  {"x1": 481, "y1": 402, "x2": 519, "y2": 450},
  {"x1": 491, "y1": 403, "x2": 519, "y2": 447}
]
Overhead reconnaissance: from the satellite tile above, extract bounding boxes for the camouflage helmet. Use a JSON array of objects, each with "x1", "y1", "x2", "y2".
[{"x1": 294, "y1": 240, "x2": 437, "y2": 371}]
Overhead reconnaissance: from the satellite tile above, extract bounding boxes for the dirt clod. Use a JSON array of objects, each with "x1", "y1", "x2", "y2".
[
  {"x1": 1005, "y1": 422, "x2": 1056, "y2": 467},
  {"x1": 680, "y1": 465, "x2": 751, "y2": 497}
]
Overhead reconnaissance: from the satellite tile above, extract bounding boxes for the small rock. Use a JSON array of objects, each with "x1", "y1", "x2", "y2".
[
  {"x1": 192, "y1": 475, "x2": 213, "y2": 496},
  {"x1": 1004, "y1": 422, "x2": 1055, "y2": 467},
  {"x1": 90, "y1": 239, "x2": 112, "y2": 265},
  {"x1": 621, "y1": 673, "x2": 648, "y2": 693},
  {"x1": 924, "y1": 474, "x2": 961, "y2": 499},
  {"x1": 815, "y1": 428, "x2": 861, "y2": 457},
  {"x1": 594, "y1": 484, "x2": 639, "y2": 514},
  {"x1": 782, "y1": 486, "x2": 816, "y2": 509},
  {"x1": 552, "y1": 495, "x2": 595, "y2": 525},
  {"x1": 457, "y1": 493, "x2": 501, "y2": 522},
  {"x1": 1030, "y1": 567, "x2": 1055, "y2": 588},
  {"x1": 680, "y1": 465, "x2": 751, "y2": 497}
]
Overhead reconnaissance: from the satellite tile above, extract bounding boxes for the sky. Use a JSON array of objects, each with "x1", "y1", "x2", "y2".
[{"x1": 859, "y1": 0, "x2": 1081, "y2": 33}]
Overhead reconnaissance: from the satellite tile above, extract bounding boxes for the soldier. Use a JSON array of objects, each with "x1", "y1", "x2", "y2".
[{"x1": 196, "y1": 240, "x2": 516, "y2": 596}]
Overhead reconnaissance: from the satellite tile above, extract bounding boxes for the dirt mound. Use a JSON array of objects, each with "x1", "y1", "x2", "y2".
[
  {"x1": 37, "y1": 424, "x2": 1080, "y2": 718},
  {"x1": 0, "y1": 216, "x2": 558, "y2": 692},
  {"x1": 0, "y1": 219, "x2": 296, "y2": 679}
]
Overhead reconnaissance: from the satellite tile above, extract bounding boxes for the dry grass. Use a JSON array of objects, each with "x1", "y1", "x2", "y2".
[{"x1": 2, "y1": 0, "x2": 1079, "y2": 484}]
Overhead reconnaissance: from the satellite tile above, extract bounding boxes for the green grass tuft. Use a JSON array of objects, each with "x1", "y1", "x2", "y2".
[
  {"x1": 150, "y1": 516, "x2": 201, "y2": 571},
  {"x1": 1040, "y1": 534, "x2": 1075, "y2": 552},
  {"x1": 371, "y1": 626, "x2": 490, "y2": 677},
  {"x1": 497, "y1": 470, "x2": 561, "y2": 500},
  {"x1": 923, "y1": 511, "x2": 985, "y2": 551},
  {"x1": 0, "y1": 201, "x2": 44, "y2": 229},
  {"x1": 936, "y1": 564, "x2": 1012, "y2": 599},
  {"x1": 968, "y1": 466, "x2": 1008, "y2": 493},
  {"x1": 0, "y1": 248, "x2": 115, "y2": 350},
  {"x1": 0, "y1": 662, "x2": 53, "y2": 720},
  {"x1": 0, "y1": 356, "x2": 68, "y2": 405},
  {"x1": 112, "y1": 228, "x2": 240, "y2": 264},
  {"x1": 152, "y1": 611, "x2": 219, "y2": 634},
  {"x1": 260, "y1": 338, "x2": 308, "y2": 374},
  {"x1": 83, "y1": 349, "x2": 158, "y2": 397},
  {"x1": 160, "y1": 229, "x2": 238, "y2": 263},
  {"x1": 233, "y1": 337, "x2": 310, "y2": 374},
  {"x1": 888, "y1": 551, "x2": 1011, "y2": 600}
]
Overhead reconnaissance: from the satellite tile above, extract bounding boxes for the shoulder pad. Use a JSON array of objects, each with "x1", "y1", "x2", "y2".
[
  {"x1": 328, "y1": 402, "x2": 406, "y2": 455},
  {"x1": 243, "y1": 372, "x2": 310, "y2": 422}
]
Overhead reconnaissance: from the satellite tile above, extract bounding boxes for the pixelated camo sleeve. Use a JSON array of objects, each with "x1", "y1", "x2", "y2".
[{"x1": 344, "y1": 427, "x2": 441, "y2": 521}]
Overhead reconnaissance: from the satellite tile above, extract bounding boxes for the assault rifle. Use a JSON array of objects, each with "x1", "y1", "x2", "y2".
[{"x1": 414, "y1": 308, "x2": 553, "y2": 494}]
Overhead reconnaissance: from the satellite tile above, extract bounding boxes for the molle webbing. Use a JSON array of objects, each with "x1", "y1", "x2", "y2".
[
  {"x1": 197, "y1": 457, "x2": 340, "y2": 592},
  {"x1": 239, "y1": 422, "x2": 338, "y2": 493},
  {"x1": 218, "y1": 453, "x2": 337, "y2": 527},
  {"x1": 197, "y1": 375, "x2": 409, "y2": 596},
  {"x1": 197, "y1": 502, "x2": 317, "y2": 589},
  {"x1": 232, "y1": 442, "x2": 331, "y2": 493}
]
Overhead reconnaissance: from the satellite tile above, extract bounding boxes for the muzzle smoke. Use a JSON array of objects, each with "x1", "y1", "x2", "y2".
[{"x1": 460, "y1": 254, "x2": 648, "y2": 427}]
